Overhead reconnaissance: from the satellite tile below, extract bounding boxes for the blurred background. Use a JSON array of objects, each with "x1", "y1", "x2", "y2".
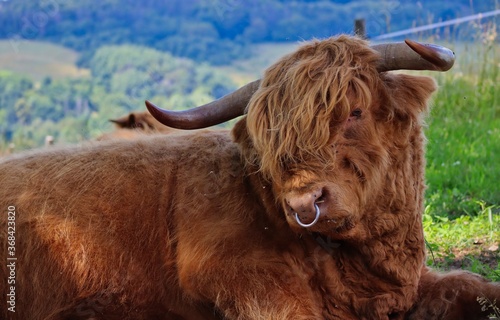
[
  {"x1": 0, "y1": 0, "x2": 497, "y2": 148},
  {"x1": 0, "y1": 0, "x2": 498, "y2": 280}
]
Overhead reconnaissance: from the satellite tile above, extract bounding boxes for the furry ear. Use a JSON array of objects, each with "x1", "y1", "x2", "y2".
[
  {"x1": 128, "y1": 114, "x2": 138, "y2": 127},
  {"x1": 232, "y1": 117, "x2": 260, "y2": 169},
  {"x1": 109, "y1": 113, "x2": 137, "y2": 129},
  {"x1": 232, "y1": 118, "x2": 245, "y2": 140},
  {"x1": 382, "y1": 74, "x2": 437, "y2": 115},
  {"x1": 232, "y1": 118, "x2": 251, "y2": 150},
  {"x1": 373, "y1": 74, "x2": 436, "y2": 146}
]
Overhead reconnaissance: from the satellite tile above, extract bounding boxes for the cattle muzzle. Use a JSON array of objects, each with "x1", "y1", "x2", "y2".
[{"x1": 285, "y1": 187, "x2": 324, "y2": 228}]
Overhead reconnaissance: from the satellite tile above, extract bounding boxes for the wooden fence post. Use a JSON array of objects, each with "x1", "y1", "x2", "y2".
[{"x1": 354, "y1": 19, "x2": 366, "y2": 39}]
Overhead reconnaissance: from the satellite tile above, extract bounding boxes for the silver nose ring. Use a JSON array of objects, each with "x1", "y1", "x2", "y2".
[{"x1": 294, "y1": 203, "x2": 320, "y2": 228}]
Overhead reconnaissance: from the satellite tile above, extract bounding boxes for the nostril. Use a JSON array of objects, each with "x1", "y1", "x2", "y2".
[
  {"x1": 312, "y1": 188, "x2": 323, "y2": 199},
  {"x1": 315, "y1": 193, "x2": 326, "y2": 204},
  {"x1": 312, "y1": 187, "x2": 327, "y2": 205}
]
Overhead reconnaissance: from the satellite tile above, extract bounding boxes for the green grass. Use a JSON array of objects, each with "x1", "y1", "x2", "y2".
[
  {"x1": 426, "y1": 50, "x2": 500, "y2": 217},
  {"x1": 422, "y1": 36, "x2": 499, "y2": 279},
  {"x1": 424, "y1": 207, "x2": 500, "y2": 281},
  {"x1": 0, "y1": 40, "x2": 89, "y2": 80}
]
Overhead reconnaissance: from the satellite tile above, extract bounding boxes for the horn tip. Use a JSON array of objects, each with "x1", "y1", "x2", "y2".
[
  {"x1": 404, "y1": 39, "x2": 455, "y2": 71},
  {"x1": 145, "y1": 100, "x2": 164, "y2": 117},
  {"x1": 145, "y1": 100, "x2": 190, "y2": 129},
  {"x1": 145, "y1": 100, "x2": 156, "y2": 111},
  {"x1": 404, "y1": 39, "x2": 416, "y2": 46},
  {"x1": 145, "y1": 100, "x2": 168, "y2": 124}
]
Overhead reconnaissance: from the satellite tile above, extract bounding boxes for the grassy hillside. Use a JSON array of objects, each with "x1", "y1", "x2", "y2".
[{"x1": 0, "y1": 40, "x2": 89, "y2": 81}]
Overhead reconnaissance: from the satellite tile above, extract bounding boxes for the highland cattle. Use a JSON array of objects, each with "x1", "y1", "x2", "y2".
[
  {"x1": 1, "y1": 35, "x2": 498, "y2": 320},
  {"x1": 97, "y1": 111, "x2": 180, "y2": 140}
]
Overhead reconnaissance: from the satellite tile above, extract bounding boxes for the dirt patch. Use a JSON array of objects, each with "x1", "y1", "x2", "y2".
[{"x1": 427, "y1": 241, "x2": 499, "y2": 272}]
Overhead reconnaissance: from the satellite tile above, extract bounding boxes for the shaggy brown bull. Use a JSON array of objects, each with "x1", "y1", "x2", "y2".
[
  {"x1": 1, "y1": 36, "x2": 498, "y2": 320},
  {"x1": 97, "y1": 111, "x2": 179, "y2": 140}
]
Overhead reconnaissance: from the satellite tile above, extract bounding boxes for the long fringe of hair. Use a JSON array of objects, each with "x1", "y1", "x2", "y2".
[{"x1": 244, "y1": 35, "x2": 381, "y2": 184}]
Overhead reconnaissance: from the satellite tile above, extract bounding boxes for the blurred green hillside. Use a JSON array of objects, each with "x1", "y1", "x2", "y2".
[
  {"x1": 0, "y1": 40, "x2": 89, "y2": 80},
  {"x1": 0, "y1": 0, "x2": 497, "y2": 149},
  {"x1": 0, "y1": 0, "x2": 497, "y2": 65},
  {"x1": 0, "y1": 43, "x2": 235, "y2": 149}
]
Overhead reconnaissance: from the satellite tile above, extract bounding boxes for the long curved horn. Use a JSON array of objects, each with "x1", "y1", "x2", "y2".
[
  {"x1": 147, "y1": 40, "x2": 455, "y2": 129},
  {"x1": 145, "y1": 79, "x2": 260, "y2": 130},
  {"x1": 374, "y1": 39, "x2": 455, "y2": 72}
]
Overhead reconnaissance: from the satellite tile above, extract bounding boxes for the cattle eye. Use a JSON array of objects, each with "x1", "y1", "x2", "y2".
[{"x1": 350, "y1": 108, "x2": 362, "y2": 118}]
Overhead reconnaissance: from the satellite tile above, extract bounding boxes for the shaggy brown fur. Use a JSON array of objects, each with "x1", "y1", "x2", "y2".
[
  {"x1": 0, "y1": 36, "x2": 498, "y2": 320},
  {"x1": 97, "y1": 111, "x2": 179, "y2": 140},
  {"x1": 406, "y1": 268, "x2": 500, "y2": 319}
]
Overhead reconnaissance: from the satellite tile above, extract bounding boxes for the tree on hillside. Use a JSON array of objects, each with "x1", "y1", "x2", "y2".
[
  {"x1": 89, "y1": 45, "x2": 235, "y2": 108},
  {"x1": 0, "y1": 45, "x2": 236, "y2": 150}
]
